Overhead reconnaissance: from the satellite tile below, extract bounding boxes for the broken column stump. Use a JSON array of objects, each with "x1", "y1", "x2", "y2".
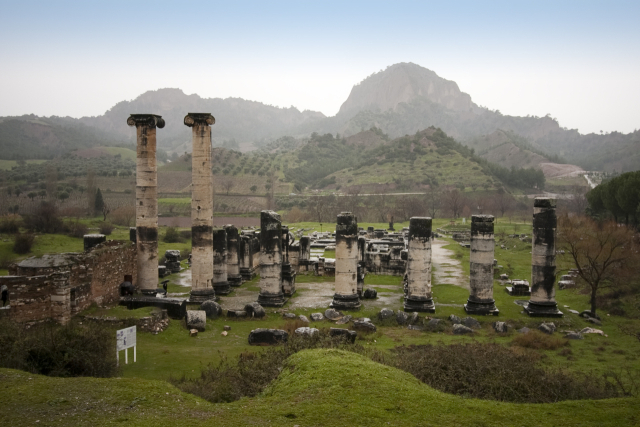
[
  {"x1": 465, "y1": 215, "x2": 499, "y2": 315},
  {"x1": 257, "y1": 210, "x2": 286, "y2": 307},
  {"x1": 212, "y1": 227, "x2": 231, "y2": 295},
  {"x1": 525, "y1": 198, "x2": 563, "y2": 317},
  {"x1": 331, "y1": 212, "x2": 361, "y2": 310},
  {"x1": 225, "y1": 224, "x2": 243, "y2": 287},
  {"x1": 404, "y1": 217, "x2": 435, "y2": 312}
]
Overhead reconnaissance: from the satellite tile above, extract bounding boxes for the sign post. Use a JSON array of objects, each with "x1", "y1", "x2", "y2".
[{"x1": 116, "y1": 326, "x2": 137, "y2": 366}]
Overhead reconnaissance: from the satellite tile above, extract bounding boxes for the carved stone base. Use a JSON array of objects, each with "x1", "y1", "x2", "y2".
[
  {"x1": 404, "y1": 296, "x2": 436, "y2": 313},
  {"x1": 228, "y1": 275, "x2": 243, "y2": 287},
  {"x1": 464, "y1": 298, "x2": 499, "y2": 316},
  {"x1": 524, "y1": 300, "x2": 563, "y2": 317},
  {"x1": 189, "y1": 288, "x2": 217, "y2": 303},
  {"x1": 213, "y1": 281, "x2": 232, "y2": 296},
  {"x1": 330, "y1": 293, "x2": 361, "y2": 310},
  {"x1": 240, "y1": 267, "x2": 256, "y2": 281},
  {"x1": 257, "y1": 292, "x2": 287, "y2": 307}
]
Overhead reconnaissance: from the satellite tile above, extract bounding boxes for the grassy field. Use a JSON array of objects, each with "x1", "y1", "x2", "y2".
[
  {"x1": 0, "y1": 159, "x2": 47, "y2": 170},
  {"x1": 2, "y1": 349, "x2": 639, "y2": 427}
]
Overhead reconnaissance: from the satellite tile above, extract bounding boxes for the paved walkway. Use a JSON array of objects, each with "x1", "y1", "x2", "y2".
[{"x1": 431, "y1": 238, "x2": 468, "y2": 289}]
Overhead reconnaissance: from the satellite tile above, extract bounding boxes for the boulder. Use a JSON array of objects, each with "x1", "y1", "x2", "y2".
[
  {"x1": 426, "y1": 318, "x2": 443, "y2": 330},
  {"x1": 336, "y1": 315, "x2": 352, "y2": 325},
  {"x1": 453, "y1": 324, "x2": 474, "y2": 335},
  {"x1": 565, "y1": 332, "x2": 584, "y2": 340},
  {"x1": 586, "y1": 317, "x2": 602, "y2": 326},
  {"x1": 310, "y1": 312, "x2": 324, "y2": 321},
  {"x1": 325, "y1": 308, "x2": 343, "y2": 320},
  {"x1": 295, "y1": 327, "x2": 319, "y2": 336},
  {"x1": 185, "y1": 310, "x2": 206, "y2": 331},
  {"x1": 227, "y1": 310, "x2": 247, "y2": 318},
  {"x1": 378, "y1": 308, "x2": 395, "y2": 321},
  {"x1": 462, "y1": 317, "x2": 481, "y2": 329},
  {"x1": 363, "y1": 288, "x2": 378, "y2": 299},
  {"x1": 353, "y1": 320, "x2": 377, "y2": 333},
  {"x1": 330, "y1": 328, "x2": 357, "y2": 343},
  {"x1": 448, "y1": 314, "x2": 461, "y2": 324},
  {"x1": 244, "y1": 302, "x2": 266, "y2": 318},
  {"x1": 407, "y1": 312, "x2": 420, "y2": 325},
  {"x1": 493, "y1": 321, "x2": 508, "y2": 333},
  {"x1": 580, "y1": 327, "x2": 606, "y2": 336},
  {"x1": 283, "y1": 312, "x2": 297, "y2": 319},
  {"x1": 248, "y1": 328, "x2": 288, "y2": 346},
  {"x1": 201, "y1": 301, "x2": 222, "y2": 319},
  {"x1": 538, "y1": 322, "x2": 556, "y2": 334},
  {"x1": 396, "y1": 311, "x2": 409, "y2": 325},
  {"x1": 580, "y1": 310, "x2": 601, "y2": 320},
  {"x1": 295, "y1": 314, "x2": 308, "y2": 323}
]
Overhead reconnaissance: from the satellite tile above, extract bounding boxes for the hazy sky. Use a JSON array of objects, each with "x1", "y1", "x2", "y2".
[{"x1": 1, "y1": 0, "x2": 639, "y2": 134}]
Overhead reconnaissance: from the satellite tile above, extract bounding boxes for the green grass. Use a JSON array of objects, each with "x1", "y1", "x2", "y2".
[
  {"x1": 158, "y1": 197, "x2": 191, "y2": 205},
  {"x1": 0, "y1": 159, "x2": 46, "y2": 170},
  {"x1": 99, "y1": 146, "x2": 137, "y2": 161},
  {"x1": 2, "y1": 349, "x2": 639, "y2": 427}
]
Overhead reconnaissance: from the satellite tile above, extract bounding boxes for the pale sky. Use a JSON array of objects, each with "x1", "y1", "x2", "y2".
[{"x1": 1, "y1": 0, "x2": 639, "y2": 134}]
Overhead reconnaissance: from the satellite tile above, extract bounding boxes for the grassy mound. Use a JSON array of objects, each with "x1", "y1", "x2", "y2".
[{"x1": 2, "y1": 349, "x2": 639, "y2": 426}]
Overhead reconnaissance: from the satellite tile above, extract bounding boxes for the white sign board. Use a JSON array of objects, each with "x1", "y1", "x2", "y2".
[
  {"x1": 117, "y1": 326, "x2": 136, "y2": 351},
  {"x1": 116, "y1": 326, "x2": 137, "y2": 365}
]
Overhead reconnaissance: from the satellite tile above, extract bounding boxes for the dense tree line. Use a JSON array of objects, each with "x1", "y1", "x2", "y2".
[{"x1": 587, "y1": 170, "x2": 640, "y2": 224}]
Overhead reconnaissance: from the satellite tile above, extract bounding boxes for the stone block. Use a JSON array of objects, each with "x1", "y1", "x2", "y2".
[
  {"x1": 453, "y1": 324, "x2": 474, "y2": 335},
  {"x1": 185, "y1": 310, "x2": 206, "y2": 331},
  {"x1": 248, "y1": 328, "x2": 288, "y2": 345},
  {"x1": 283, "y1": 312, "x2": 297, "y2": 319},
  {"x1": 329, "y1": 328, "x2": 357, "y2": 343},
  {"x1": 201, "y1": 300, "x2": 222, "y2": 319},
  {"x1": 325, "y1": 308, "x2": 343, "y2": 320},
  {"x1": 407, "y1": 312, "x2": 420, "y2": 325},
  {"x1": 295, "y1": 327, "x2": 319, "y2": 336},
  {"x1": 227, "y1": 310, "x2": 247, "y2": 318},
  {"x1": 298, "y1": 314, "x2": 310, "y2": 323},
  {"x1": 565, "y1": 332, "x2": 583, "y2": 340},
  {"x1": 493, "y1": 321, "x2": 508, "y2": 333},
  {"x1": 538, "y1": 322, "x2": 556, "y2": 334},
  {"x1": 189, "y1": 329, "x2": 198, "y2": 337},
  {"x1": 244, "y1": 302, "x2": 266, "y2": 318},
  {"x1": 448, "y1": 314, "x2": 461, "y2": 324},
  {"x1": 462, "y1": 317, "x2": 481, "y2": 329},
  {"x1": 426, "y1": 318, "x2": 443, "y2": 331},
  {"x1": 353, "y1": 320, "x2": 376, "y2": 333},
  {"x1": 310, "y1": 312, "x2": 324, "y2": 321},
  {"x1": 223, "y1": 325, "x2": 231, "y2": 331},
  {"x1": 378, "y1": 308, "x2": 394, "y2": 320},
  {"x1": 363, "y1": 288, "x2": 377, "y2": 299},
  {"x1": 335, "y1": 315, "x2": 352, "y2": 325},
  {"x1": 396, "y1": 311, "x2": 409, "y2": 325},
  {"x1": 120, "y1": 296, "x2": 186, "y2": 320}
]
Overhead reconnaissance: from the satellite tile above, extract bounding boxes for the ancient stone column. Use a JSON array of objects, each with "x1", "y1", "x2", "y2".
[
  {"x1": 525, "y1": 198, "x2": 563, "y2": 317},
  {"x1": 239, "y1": 234, "x2": 253, "y2": 281},
  {"x1": 357, "y1": 236, "x2": 366, "y2": 296},
  {"x1": 212, "y1": 228, "x2": 231, "y2": 295},
  {"x1": 257, "y1": 210, "x2": 285, "y2": 306},
  {"x1": 465, "y1": 215, "x2": 499, "y2": 315},
  {"x1": 127, "y1": 114, "x2": 164, "y2": 295},
  {"x1": 184, "y1": 113, "x2": 216, "y2": 302},
  {"x1": 281, "y1": 226, "x2": 296, "y2": 296},
  {"x1": 225, "y1": 224, "x2": 242, "y2": 287},
  {"x1": 404, "y1": 217, "x2": 435, "y2": 312},
  {"x1": 332, "y1": 212, "x2": 360, "y2": 309}
]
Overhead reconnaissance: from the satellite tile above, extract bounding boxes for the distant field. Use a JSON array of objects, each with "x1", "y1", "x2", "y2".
[
  {"x1": 0, "y1": 159, "x2": 46, "y2": 170},
  {"x1": 100, "y1": 146, "x2": 136, "y2": 160}
]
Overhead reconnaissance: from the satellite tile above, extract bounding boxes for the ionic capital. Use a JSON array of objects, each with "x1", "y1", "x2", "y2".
[
  {"x1": 184, "y1": 113, "x2": 215, "y2": 127},
  {"x1": 126, "y1": 114, "x2": 165, "y2": 128}
]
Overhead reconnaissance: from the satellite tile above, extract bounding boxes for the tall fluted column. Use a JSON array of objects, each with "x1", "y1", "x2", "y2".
[
  {"x1": 127, "y1": 114, "x2": 164, "y2": 295},
  {"x1": 525, "y1": 198, "x2": 563, "y2": 317},
  {"x1": 357, "y1": 236, "x2": 366, "y2": 296},
  {"x1": 332, "y1": 212, "x2": 360, "y2": 309},
  {"x1": 184, "y1": 113, "x2": 216, "y2": 302},
  {"x1": 225, "y1": 224, "x2": 242, "y2": 287},
  {"x1": 257, "y1": 210, "x2": 286, "y2": 306},
  {"x1": 465, "y1": 215, "x2": 499, "y2": 315},
  {"x1": 212, "y1": 228, "x2": 231, "y2": 295},
  {"x1": 404, "y1": 217, "x2": 435, "y2": 312}
]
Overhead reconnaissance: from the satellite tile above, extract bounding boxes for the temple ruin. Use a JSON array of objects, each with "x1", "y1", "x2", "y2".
[
  {"x1": 464, "y1": 215, "x2": 499, "y2": 315},
  {"x1": 331, "y1": 212, "x2": 360, "y2": 309},
  {"x1": 257, "y1": 210, "x2": 286, "y2": 307},
  {"x1": 403, "y1": 217, "x2": 435, "y2": 312}
]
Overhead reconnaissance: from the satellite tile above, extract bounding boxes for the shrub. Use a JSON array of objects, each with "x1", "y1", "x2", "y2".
[
  {"x1": 179, "y1": 229, "x2": 192, "y2": 241},
  {"x1": 163, "y1": 227, "x2": 183, "y2": 243},
  {"x1": 110, "y1": 206, "x2": 135, "y2": 227},
  {"x1": 23, "y1": 202, "x2": 63, "y2": 233},
  {"x1": 0, "y1": 319, "x2": 118, "y2": 377},
  {"x1": 511, "y1": 330, "x2": 568, "y2": 350},
  {"x1": 67, "y1": 222, "x2": 88, "y2": 238},
  {"x1": 0, "y1": 218, "x2": 20, "y2": 234},
  {"x1": 99, "y1": 223, "x2": 114, "y2": 235},
  {"x1": 13, "y1": 233, "x2": 34, "y2": 254}
]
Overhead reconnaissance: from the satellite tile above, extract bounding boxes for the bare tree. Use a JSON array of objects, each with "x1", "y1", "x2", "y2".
[
  {"x1": 425, "y1": 186, "x2": 441, "y2": 219},
  {"x1": 221, "y1": 177, "x2": 235, "y2": 196},
  {"x1": 559, "y1": 215, "x2": 639, "y2": 317},
  {"x1": 444, "y1": 189, "x2": 464, "y2": 218},
  {"x1": 492, "y1": 189, "x2": 513, "y2": 217}
]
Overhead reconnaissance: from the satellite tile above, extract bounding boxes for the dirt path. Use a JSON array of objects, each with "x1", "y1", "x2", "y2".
[{"x1": 431, "y1": 238, "x2": 468, "y2": 289}]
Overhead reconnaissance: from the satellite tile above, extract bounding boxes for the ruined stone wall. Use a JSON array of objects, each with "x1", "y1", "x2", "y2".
[
  {"x1": 364, "y1": 248, "x2": 406, "y2": 275},
  {"x1": 3, "y1": 241, "x2": 137, "y2": 324}
]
